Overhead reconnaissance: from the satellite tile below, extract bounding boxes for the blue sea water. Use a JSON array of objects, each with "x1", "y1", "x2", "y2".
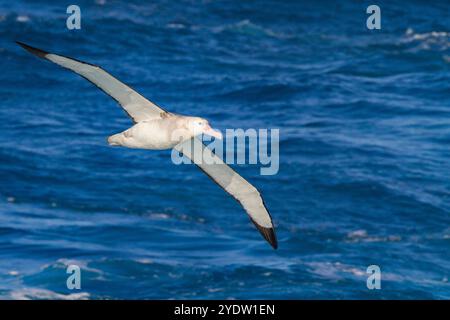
[{"x1": 0, "y1": 0, "x2": 449, "y2": 299}]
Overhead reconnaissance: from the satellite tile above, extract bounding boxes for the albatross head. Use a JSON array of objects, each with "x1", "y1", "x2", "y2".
[{"x1": 187, "y1": 117, "x2": 223, "y2": 139}]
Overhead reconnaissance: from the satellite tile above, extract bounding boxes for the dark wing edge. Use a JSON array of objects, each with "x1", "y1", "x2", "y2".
[
  {"x1": 16, "y1": 41, "x2": 97, "y2": 67},
  {"x1": 249, "y1": 217, "x2": 278, "y2": 249},
  {"x1": 194, "y1": 161, "x2": 278, "y2": 250}
]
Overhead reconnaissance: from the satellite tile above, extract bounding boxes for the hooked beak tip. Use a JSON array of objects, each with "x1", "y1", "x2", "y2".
[{"x1": 204, "y1": 127, "x2": 223, "y2": 140}]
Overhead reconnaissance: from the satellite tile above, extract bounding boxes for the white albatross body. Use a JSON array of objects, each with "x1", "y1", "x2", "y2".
[
  {"x1": 17, "y1": 41, "x2": 278, "y2": 249},
  {"x1": 108, "y1": 114, "x2": 208, "y2": 150}
]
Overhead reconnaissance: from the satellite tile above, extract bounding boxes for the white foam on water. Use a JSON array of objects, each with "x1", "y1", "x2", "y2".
[
  {"x1": 403, "y1": 28, "x2": 450, "y2": 51},
  {"x1": 16, "y1": 15, "x2": 30, "y2": 23},
  {"x1": 10, "y1": 288, "x2": 89, "y2": 300}
]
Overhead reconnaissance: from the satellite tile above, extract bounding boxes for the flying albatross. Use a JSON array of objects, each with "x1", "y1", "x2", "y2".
[{"x1": 16, "y1": 41, "x2": 278, "y2": 249}]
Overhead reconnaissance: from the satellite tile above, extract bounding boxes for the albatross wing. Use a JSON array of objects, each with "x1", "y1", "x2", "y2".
[
  {"x1": 174, "y1": 137, "x2": 278, "y2": 249},
  {"x1": 16, "y1": 41, "x2": 166, "y2": 123}
]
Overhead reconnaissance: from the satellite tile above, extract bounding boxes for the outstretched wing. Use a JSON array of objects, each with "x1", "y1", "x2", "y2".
[
  {"x1": 174, "y1": 137, "x2": 278, "y2": 249},
  {"x1": 16, "y1": 41, "x2": 166, "y2": 123}
]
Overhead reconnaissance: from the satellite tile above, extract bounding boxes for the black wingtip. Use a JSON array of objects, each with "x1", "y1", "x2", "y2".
[
  {"x1": 250, "y1": 219, "x2": 278, "y2": 249},
  {"x1": 16, "y1": 41, "x2": 48, "y2": 58}
]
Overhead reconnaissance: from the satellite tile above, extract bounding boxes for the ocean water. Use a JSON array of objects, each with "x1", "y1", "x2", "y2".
[{"x1": 0, "y1": 0, "x2": 449, "y2": 299}]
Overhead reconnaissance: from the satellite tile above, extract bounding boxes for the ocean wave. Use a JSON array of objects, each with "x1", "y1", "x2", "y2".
[
  {"x1": 48, "y1": 258, "x2": 105, "y2": 276},
  {"x1": 10, "y1": 288, "x2": 89, "y2": 300},
  {"x1": 402, "y1": 28, "x2": 450, "y2": 51},
  {"x1": 305, "y1": 261, "x2": 366, "y2": 280},
  {"x1": 15, "y1": 15, "x2": 29, "y2": 23},
  {"x1": 346, "y1": 229, "x2": 402, "y2": 243},
  {"x1": 211, "y1": 19, "x2": 291, "y2": 39}
]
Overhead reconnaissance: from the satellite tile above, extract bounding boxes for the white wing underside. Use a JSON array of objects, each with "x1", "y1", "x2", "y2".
[{"x1": 47, "y1": 54, "x2": 165, "y2": 123}]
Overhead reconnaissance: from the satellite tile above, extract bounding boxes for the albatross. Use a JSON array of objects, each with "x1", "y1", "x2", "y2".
[{"x1": 16, "y1": 41, "x2": 278, "y2": 249}]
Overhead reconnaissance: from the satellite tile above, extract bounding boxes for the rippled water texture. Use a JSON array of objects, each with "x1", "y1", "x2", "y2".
[{"x1": 0, "y1": 0, "x2": 449, "y2": 299}]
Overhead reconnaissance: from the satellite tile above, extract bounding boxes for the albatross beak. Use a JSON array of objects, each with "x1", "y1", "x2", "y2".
[{"x1": 203, "y1": 125, "x2": 223, "y2": 140}]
